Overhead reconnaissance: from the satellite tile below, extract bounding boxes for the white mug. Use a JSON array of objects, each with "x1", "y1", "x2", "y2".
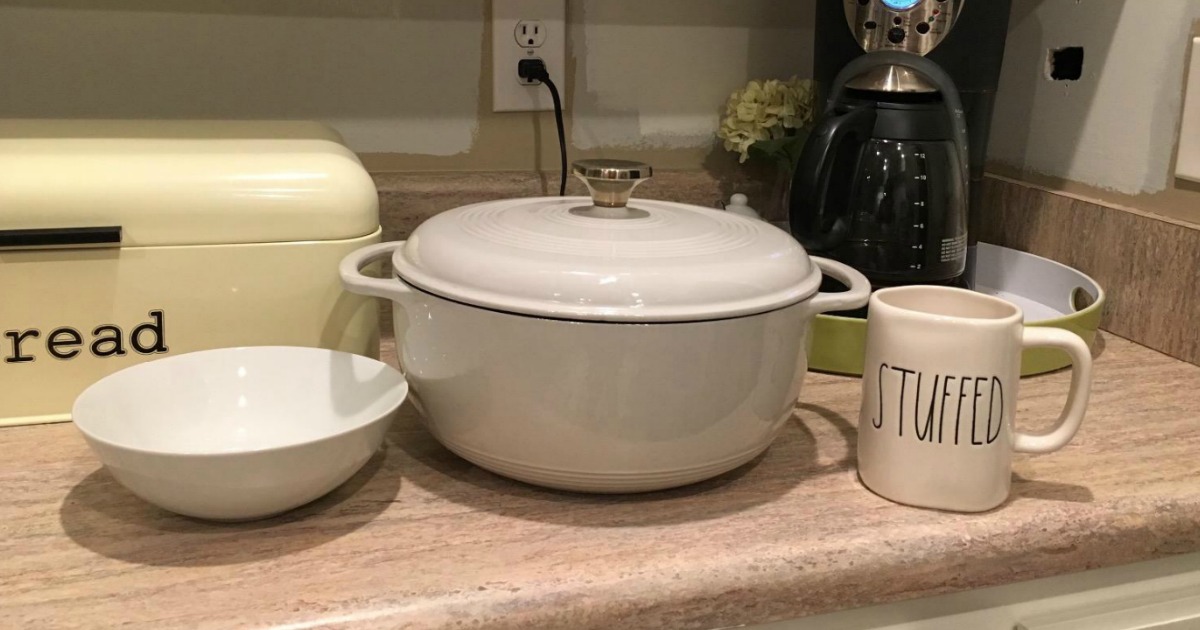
[{"x1": 857, "y1": 286, "x2": 1094, "y2": 512}]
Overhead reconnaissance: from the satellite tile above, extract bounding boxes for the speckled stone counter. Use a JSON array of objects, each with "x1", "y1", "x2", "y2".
[{"x1": 3, "y1": 333, "x2": 1200, "y2": 629}]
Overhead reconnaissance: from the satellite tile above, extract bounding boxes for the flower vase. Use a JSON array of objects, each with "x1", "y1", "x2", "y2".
[{"x1": 765, "y1": 159, "x2": 795, "y2": 233}]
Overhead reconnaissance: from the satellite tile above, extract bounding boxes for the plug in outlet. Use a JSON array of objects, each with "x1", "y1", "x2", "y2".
[{"x1": 493, "y1": 0, "x2": 565, "y2": 112}]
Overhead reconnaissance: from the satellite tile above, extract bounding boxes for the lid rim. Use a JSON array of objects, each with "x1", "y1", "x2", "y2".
[{"x1": 392, "y1": 265, "x2": 823, "y2": 323}]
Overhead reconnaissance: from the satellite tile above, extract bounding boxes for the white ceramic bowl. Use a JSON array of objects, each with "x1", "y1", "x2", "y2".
[{"x1": 72, "y1": 346, "x2": 407, "y2": 521}]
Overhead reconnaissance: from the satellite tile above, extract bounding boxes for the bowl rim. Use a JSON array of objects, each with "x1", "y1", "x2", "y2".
[{"x1": 71, "y1": 346, "x2": 408, "y2": 458}]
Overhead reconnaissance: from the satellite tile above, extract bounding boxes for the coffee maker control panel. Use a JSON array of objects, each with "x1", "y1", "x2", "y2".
[{"x1": 843, "y1": 0, "x2": 964, "y2": 56}]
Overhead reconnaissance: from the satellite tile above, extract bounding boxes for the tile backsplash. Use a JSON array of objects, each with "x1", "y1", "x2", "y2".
[{"x1": 978, "y1": 176, "x2": 1200, "y2": 366}]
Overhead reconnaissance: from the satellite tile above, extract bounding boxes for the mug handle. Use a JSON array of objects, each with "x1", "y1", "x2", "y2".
[
  {"x1": 1013, "y1": 328, "x2": 1094, "y2": 454},
  {"x1": 807, "y1": 257, "x2": 872, "y2": 314}
]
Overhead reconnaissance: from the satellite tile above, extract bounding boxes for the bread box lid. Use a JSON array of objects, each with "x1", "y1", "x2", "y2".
[{"x1": 0, "y1": 120, "x2": 379, "y2": 248}]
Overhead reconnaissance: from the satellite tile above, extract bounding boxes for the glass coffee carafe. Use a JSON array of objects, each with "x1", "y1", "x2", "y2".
[{"x1": 790, "y1": 52, "x2": 970, "y2": 288}]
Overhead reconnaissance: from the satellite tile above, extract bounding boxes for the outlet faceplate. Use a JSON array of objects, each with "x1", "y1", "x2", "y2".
[
  {"x1": 492, "y1": 0, "x2": 565, "y2": 112},
  {"x1": 515, "y1": 20, "x2": 546, "y2": 48}
]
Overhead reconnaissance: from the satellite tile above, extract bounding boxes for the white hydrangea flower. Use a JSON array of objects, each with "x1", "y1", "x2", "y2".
[{"x1": 718, "y1": 77, "x2": 817, "y2": 163}]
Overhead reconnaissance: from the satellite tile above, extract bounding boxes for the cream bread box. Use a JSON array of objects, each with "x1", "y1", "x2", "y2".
[{"x1": 0, "y1": 120, "x2": 381, "y2": 426}]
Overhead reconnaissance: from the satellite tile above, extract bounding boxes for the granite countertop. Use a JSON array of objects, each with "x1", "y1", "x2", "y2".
[{"x1": 3, "y1": 333, "x2": 1200, "y2": 629}]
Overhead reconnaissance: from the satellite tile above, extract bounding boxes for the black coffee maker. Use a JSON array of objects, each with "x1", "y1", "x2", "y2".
[{"x1": 793, "y1": 0, "x2": 1013, "y2": 289}]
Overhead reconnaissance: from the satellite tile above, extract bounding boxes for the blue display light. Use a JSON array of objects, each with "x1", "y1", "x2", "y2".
[{"x1": 881, "y1": 0, "x2": 922, "y2": 10}]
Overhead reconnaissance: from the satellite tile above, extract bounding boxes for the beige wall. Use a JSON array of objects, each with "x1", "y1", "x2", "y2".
[
  {"x1": 0, "y1": 0, "x2": 814, "y2": 172},
  {"x1": 9, "y1": 0, "x2": 1200, "y2": 220},
  {"x1": 988, "y1": 0, "x2": 1200, "y2": 224}
]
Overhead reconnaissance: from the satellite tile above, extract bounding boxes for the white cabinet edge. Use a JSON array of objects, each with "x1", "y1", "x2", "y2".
[
  {"x1": 1175, "y1": 37, "x2": 1200, "y2": 184},
  {"x1": 744, "y1": 553, "x2": 1200, "y2": 630}
]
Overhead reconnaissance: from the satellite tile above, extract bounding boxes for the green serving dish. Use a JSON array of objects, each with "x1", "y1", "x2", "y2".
[{"x1": 809, "y1": 243, "x2": 1105, "y2": 377}]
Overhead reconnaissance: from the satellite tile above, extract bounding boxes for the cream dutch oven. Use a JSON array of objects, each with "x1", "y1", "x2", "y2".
[{"x1": 340, "y1": 160, "x2": 870, "y2": 493}]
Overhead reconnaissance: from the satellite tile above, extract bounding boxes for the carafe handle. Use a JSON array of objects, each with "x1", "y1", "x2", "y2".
[{"x1": 790, "y1": 106, "x2": 877, "y2": 252}]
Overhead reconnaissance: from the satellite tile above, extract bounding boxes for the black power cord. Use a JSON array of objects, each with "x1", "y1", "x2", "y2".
[{"x1": 518, "y1": 58, "x2": 567, "y2": 196}]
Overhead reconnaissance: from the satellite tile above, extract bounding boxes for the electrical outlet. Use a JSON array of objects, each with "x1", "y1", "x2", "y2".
[
  {"x1": 515, "y1": 20, "x2": 546, "y2": 48},
  {"x1": 493, "y1": 0, "x2": 565, "y2": 112}
]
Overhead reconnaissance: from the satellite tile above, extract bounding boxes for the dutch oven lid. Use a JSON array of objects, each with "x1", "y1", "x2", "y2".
[{"x1": 391, "y1": 160, "x2": 819, "y2": 323}]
